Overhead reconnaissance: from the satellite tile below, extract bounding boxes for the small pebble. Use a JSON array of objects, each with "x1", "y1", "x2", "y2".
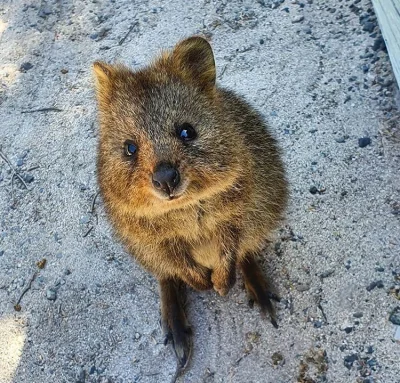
[
  {"x1": 80, "y1": 215, "x2": 91, "y2": 224},
  {"x1": 344, "y1": 326, "x2": 353, "y2": 334},
  {"x1": 296, "y1": 283, "x2": 310, "y2": 292},
  {"x1": 24, "y1": 174, "x2": 34, "y2": 183},
  {"x1": 366, "y1": 346, "x2": 374, "y2": 354},
  {"x1": 362, "y1": 22, "x2": 375, "y2": 33},
  {"x1": 89, "y1": 366, "x2": 96, "y2": 375},
  {"x1": 309, "y1": 186, "x2": 318, "y2": 194},
  {"x1": 42, "y1": 6, "x2": 52, "y2": 15},
  {"x1": 366, "y1": 281, "x2": 377, "y2": 291},
  {"x1": 362, "y1": 64, "x2": 370, "y2": 73},
  {"x1": 20, "y1": 62, "x2": 33, "y2": 71},
  {"x1": 358, "y1": 137, "x2": 371, "y2": 147},
  {"x1": 291, "y1": 15, "x2": 304, "y2": 23},
  {"x1": 372, "y1": 37, "x2": 385, "y2": 52},
  {"x1": 314, "y1": 320, "x2": 323, "y2": 328},
  {"x1": 272, "y1": 1, "x2": 281, "y2": 9},
  {"x1": 320, "y1": 269, "x2": 334, "y2": 279},
  {"x1": 375, "y1": 266, "x2": 384, "y2": 272},
  {"x1": 0, "y1": 250, "x2": 4, "y2": 257},
  {"x1": 344, "y1": 354, "x2": 358, "y2": 369},
  {"x1": 16, "y1": 159, "x2": 24, "y2": 167},
  {"x1": 54, "y1": 232, "x2": 62, "y2": 242},
  {"x1": 46, "y1": 289, "x2": 57, "y2": 301},
  {"x1": 381, "y1": 79, "x2": 393, "y2": 88},
  {"x1": 335, "y1": 136, "x2": 346, "y2": 143},
  {"x1": 64, "y1": 269, "x2": 71, "y2": 275},
  {"x1": 353, "y1": 312, "x2": 363, "y2": 318},
  {"x1": 389, "y1": 307, "x2": 400, "y2": 325}
]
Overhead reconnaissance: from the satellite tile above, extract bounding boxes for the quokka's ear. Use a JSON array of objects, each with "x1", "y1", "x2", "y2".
[
  {"x1": 170, "y1": 36, "x2": 216, "y2": 92},
  {"x1": 92, "y1": 62, "x2": 119, "y2": 106},
  {"x1": 93, "y1": 61, "x2": 115, "y2": 87}
]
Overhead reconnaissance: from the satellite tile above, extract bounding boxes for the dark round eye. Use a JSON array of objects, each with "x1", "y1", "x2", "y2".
[
  {"x1": 124, "y1": 140, "x2": 137, "y2": 157},
  {"x1": 176, "y1": 123, "x2": 197, "y2": 141}
]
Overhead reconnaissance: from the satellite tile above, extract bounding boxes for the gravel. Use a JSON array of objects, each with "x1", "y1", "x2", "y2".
[{"x1": 0, "y1": 0, "x2": 399, "y2": 382}]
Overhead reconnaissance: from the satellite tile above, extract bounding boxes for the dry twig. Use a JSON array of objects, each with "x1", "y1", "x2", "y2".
[
  {"x1": 14, "y1": 271, "x2": 38, "y2": 311},
  {"x1": 21, "y1": 107, "x2": 62, "y2": 113},
  {"x1": 0, "y1": 148, "x2": 29, "y2": 190},
  {"x1": 119, "y1": 22, "x2": 138, "y2": 45}
]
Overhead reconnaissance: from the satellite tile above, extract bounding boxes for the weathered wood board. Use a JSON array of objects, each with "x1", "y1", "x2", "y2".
[{"x1": 372, "y1": 0, "x2": 400, "y2": 86}]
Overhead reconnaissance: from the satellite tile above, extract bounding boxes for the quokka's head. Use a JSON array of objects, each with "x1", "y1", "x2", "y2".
[{"x1": 93, "y1": 36, "x2": 244, "y2": 217}]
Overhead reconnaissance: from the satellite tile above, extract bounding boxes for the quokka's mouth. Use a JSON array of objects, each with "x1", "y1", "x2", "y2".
[{"x1": 151, "y1": 179, "x2": 189, "y2": 202}]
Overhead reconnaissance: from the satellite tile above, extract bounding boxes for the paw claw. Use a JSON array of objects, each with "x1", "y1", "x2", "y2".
[
  {"x1": 214, "y1": 285, "x2": 229, "y2": 296},
  {"x1": 163, "y1": 331, "x2": 172, "y2": 346},
  {"x1": 267, "y1": 292, "x2": 281, "y2": 302},
  {"x1": 162, "y1": 322, "x2": 192, "y2": 370}
]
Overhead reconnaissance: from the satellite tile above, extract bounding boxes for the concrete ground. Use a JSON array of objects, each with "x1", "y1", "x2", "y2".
[{"x1": 0, "y1": 0, "x2": 399, "y2": 382}]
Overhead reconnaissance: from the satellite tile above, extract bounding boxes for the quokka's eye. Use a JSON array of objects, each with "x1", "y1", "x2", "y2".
[
  {"x1": 176, "y1": 123, "x2": 197, "y2": 141},
  {"x1": 124, "y1": 140, "x2": 137, "y2": 157}
]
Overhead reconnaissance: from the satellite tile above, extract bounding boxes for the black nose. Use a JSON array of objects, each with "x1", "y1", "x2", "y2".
[{"x1": 152, "y1": 162, "x2": 180, "y2": 195}]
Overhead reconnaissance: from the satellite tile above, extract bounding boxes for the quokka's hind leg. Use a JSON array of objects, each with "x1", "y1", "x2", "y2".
[
  {"x1": 239, "y1": 254, "x2": 281, "y2": 328},
  {"x1": 159, "y1": 278, "x2": 192, "y2": 369}
]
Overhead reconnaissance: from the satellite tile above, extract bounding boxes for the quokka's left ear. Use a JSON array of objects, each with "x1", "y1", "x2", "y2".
[{"x1": 170, "y1": 36, "x2": 216, "y2": 92}]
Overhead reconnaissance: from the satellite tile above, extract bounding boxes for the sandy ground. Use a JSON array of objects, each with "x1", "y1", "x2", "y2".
[{"x1": 0, "y1": 0, "x2": 399, "y2": 382}]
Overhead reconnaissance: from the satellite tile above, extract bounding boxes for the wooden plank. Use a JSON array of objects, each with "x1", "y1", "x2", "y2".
[{"x1": 372, "y1": 0, "x2": 400, "y2": 86}]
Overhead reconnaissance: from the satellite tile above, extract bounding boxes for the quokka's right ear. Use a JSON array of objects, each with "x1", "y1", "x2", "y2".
[
  {"x1": 93, "y1": 61, "x2": 115, "y2": 87},
  {"x1": 171, "y1": 36, "x2": 216, "y2": 93},
  {"x1": 92, "y1": 62, "x2": 118, "y2": 106}
]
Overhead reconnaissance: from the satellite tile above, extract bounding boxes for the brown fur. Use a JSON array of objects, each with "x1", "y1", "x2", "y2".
[{"x1": 93, "y1": 36, "x2": 288, "y2": 368}]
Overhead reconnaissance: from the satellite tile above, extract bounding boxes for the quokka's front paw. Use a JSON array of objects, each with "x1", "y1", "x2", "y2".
[
  {"x1": 184, "y1": 267, "x2": 213, "y2": 291},
  {"x1": 211, "y1": 266, "x2": 236, "y2": 296}
]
